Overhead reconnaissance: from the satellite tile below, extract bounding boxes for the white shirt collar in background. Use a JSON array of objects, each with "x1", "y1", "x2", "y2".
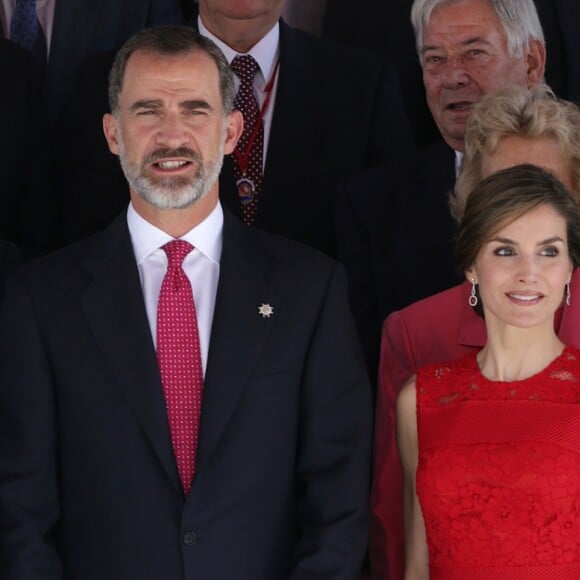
[{"x1": 198, "y1": 16, "x2": 280, "y2": 86}]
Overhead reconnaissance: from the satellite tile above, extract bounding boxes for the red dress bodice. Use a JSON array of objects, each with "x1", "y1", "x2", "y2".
[{"x1": 416, "y1": 346, "x2": 580, "y2": 579}]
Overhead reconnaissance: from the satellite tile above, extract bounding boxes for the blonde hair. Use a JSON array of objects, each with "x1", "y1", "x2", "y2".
[{"x1": 451, "y1": 84, "x2": 580, "y2": 221}]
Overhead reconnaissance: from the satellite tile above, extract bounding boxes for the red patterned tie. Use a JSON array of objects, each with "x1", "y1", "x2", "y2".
[
  {"x1": 231, "y1": 54, "x2": 264, "y2": 225},
  {"x1": 156, "y1": 240, "x2": 203, "y2": 494}
]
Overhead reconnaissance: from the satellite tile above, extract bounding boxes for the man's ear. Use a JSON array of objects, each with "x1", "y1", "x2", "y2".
[
  {"x1": 103, "y1": 113, "x2": 120, "y2": 156},
  {"x1": 526, "y1": 39, "x2": 546, "y2": 85},
  {"x1": 223, "y1": 109, "x2": 244, "y2": 155}
]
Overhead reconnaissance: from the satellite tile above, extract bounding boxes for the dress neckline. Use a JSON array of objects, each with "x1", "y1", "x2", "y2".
[{"x1": 467, "y1": 344, "x2": 574, "y2": 386}]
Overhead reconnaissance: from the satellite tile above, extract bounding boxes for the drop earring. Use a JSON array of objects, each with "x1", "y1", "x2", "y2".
[
  {"x1": 566, "y1": 280, "x2": 571, "y2": 306},
  {"x1": 469, "y1": 278, "x2": 478, "y2": 307}
]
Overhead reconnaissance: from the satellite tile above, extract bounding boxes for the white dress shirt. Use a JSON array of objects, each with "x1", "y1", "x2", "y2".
[
  {"x1": 127, "y1": 202, "x2": 223, "y2": 375},
  {"x1": 1, "y1": 0, "x2": 55, "y2": 52},
  {"x1": 198, "y1": 16, "x2": 280, "y2": 168}
]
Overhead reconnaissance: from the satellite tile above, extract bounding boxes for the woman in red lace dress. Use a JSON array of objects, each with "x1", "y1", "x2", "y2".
[{"x1": 397, "y1": 164, "x2": 580, "y2": 579}]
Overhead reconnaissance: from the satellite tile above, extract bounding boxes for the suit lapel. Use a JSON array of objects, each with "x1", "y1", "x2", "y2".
[
  {"x1": 218, "y1": 155, "x2": 242, "y2": 220},
  {"x1": 79, "y1": 215, "x2": 181, "y2": 492},
  {"x1": 196, "y1": 213, "x2": 279, "y2": 472}
]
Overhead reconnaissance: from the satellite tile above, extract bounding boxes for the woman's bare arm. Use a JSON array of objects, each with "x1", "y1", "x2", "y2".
[{"x1": 396, "y1": 376, "x2": 429, "y2": 579}]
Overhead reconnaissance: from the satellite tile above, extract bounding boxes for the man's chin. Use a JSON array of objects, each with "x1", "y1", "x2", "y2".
[
  {"x1": 437, "y1": 120, "x2": 467, "y2": 150},
  {"x1": 146, "y1": 174, "x2": 193, "y2": 190},
  {"x1": 134, "y1": 184, "x2": 203, "y2": 210}
]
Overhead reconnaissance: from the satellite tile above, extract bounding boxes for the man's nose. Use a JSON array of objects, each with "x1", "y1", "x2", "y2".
[
  {"x1": 155, "y1": 113, "x2": 190, "y2": 148},
  {"x1": 440, "y1": 56, "x2": 471, "y2": 88}
]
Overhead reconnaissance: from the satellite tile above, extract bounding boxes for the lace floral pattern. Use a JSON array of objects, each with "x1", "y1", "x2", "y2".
[
  {"x1": 416, "y1": 346, "x2": 580, "y2": 570},
  {"x1": 419, "y1": 347, "x2": 580, "y2": 407}
]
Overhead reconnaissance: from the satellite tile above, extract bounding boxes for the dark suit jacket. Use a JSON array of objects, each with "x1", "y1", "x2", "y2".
[
  {"x1": 57, "y1": 17, "x2": 411, "y2": 254},
  {"x1": 323, "y1": 0, "x2": 438, "y2": 146},
  {"x1": 336, "y1": 139, "x2": 461, "y2": 381},
  {"x1": 0, "y1": 38, "x2": 56, "y2": 253},
  {"x1": 535, "y1": 0, "x2": 580, "y2": 103},
  {"x1": 46, "y1": 0, "x2": 183, "y2": 126},
  {"x1": 0, "y1": 210, "x2": 372, "y2": 580},
  {"x1": 0, "y1": 240, "x2": 20, "y2": 301},
  {"x1": 372, "y1": 269, "x2": 580, "y2": 579}
]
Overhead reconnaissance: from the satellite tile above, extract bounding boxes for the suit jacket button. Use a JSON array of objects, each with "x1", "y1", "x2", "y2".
[{"x1": 183, "y1": 531, "x2": 197, "y2": 545}]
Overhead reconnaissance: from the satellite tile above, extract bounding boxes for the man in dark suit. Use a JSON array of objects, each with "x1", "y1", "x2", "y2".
[
  {"x1": 323, "y1": 0, "x2": 579, "y2": 146},
  {"x1": 198, "y1": 0, "x2": 410, "y2": 256},
  {"x1": 57, "y1": 0, "x2": 410, "y2": 255},
  {"x1": 0, "y1": 26, "x2": 371, "y2": 580},
  {"x1": 336, "y1": 0, "x2": 547, "y2": 381}
]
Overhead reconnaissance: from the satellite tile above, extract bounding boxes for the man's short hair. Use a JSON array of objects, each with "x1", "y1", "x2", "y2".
[
  {"x1": 452, "y1": 84, "x2": 580, "y2": 221},
  {"x1": 108, "y1": 25, "x2": 235, "y2": 115},
  {"x1": 411, "y1": 0, "x2": 545, "y2": 59}
]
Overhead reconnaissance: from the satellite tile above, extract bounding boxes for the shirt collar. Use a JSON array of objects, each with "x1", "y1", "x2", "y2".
[
  {"x1": 127, "y1": 201, "x2": 223, "y2": 265},
  {"x1": 198, "y1": 16, "x2": 280, "y2": 84}
]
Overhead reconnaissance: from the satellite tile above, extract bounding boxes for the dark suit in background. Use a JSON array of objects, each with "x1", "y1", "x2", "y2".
[
  {"x1": 0, "y1": 240, "x2": 20, "y2": 301},
  {"x1": 46, "y1": 0, "x2": 183, "y2": 126},
  {"x1": 0, "y1": 210, "x2": 372, "y2": 580},
  {"x1": 1, "y1": 1, "x2": 183, "y2": 253},
  {"x1": 218, "y1": 20, "x2": 411, "y2": 256},
  {"x1": 336, "y1": 139, "x2": 460, "y2": 382},
  {"x1": 544, "y1": 0, "x2": 580, "y2": 101},
  {"x1": 323, "y1": 0, "x2": 439, "y2": 146},
  {"x1": 282, "y1": 0, "x2": 328, "y2": 35},
  {"x1": 57, "y1": 15, "x2": 411, "y2": 254},
  {"x1": 0, "y1": 38, "x2": 55, "y2": 254}
]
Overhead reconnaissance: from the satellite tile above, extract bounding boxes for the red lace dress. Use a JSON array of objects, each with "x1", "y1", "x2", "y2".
[{"x1": 416, "y1": 345, "x2": 580, "y2": 579}]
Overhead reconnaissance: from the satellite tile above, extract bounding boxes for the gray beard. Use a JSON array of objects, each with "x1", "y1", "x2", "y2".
[{"x1": 117, "y1": 137, "x2": 225, "y2": 210}]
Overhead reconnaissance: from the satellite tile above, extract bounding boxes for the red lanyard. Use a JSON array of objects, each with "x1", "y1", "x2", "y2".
[{"x1": 233, "y1": 59, "x2": 280, "y2": 176}]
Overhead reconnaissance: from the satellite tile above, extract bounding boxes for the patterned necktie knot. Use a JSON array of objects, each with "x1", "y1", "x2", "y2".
[
  {"x1": 231, "y1": 54, "x2": 260, "y2": 85},
  {"x1": 162, "y1": 240, "x2": 193, "y2": 292},
  {"x1": 163, "y1": 239, "x2": 193, "y2": 269}
]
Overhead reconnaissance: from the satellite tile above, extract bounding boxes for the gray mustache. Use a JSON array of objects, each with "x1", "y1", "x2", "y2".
[{"x1": 145, "y1": 148, "x2": 202, "y2": 164}]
